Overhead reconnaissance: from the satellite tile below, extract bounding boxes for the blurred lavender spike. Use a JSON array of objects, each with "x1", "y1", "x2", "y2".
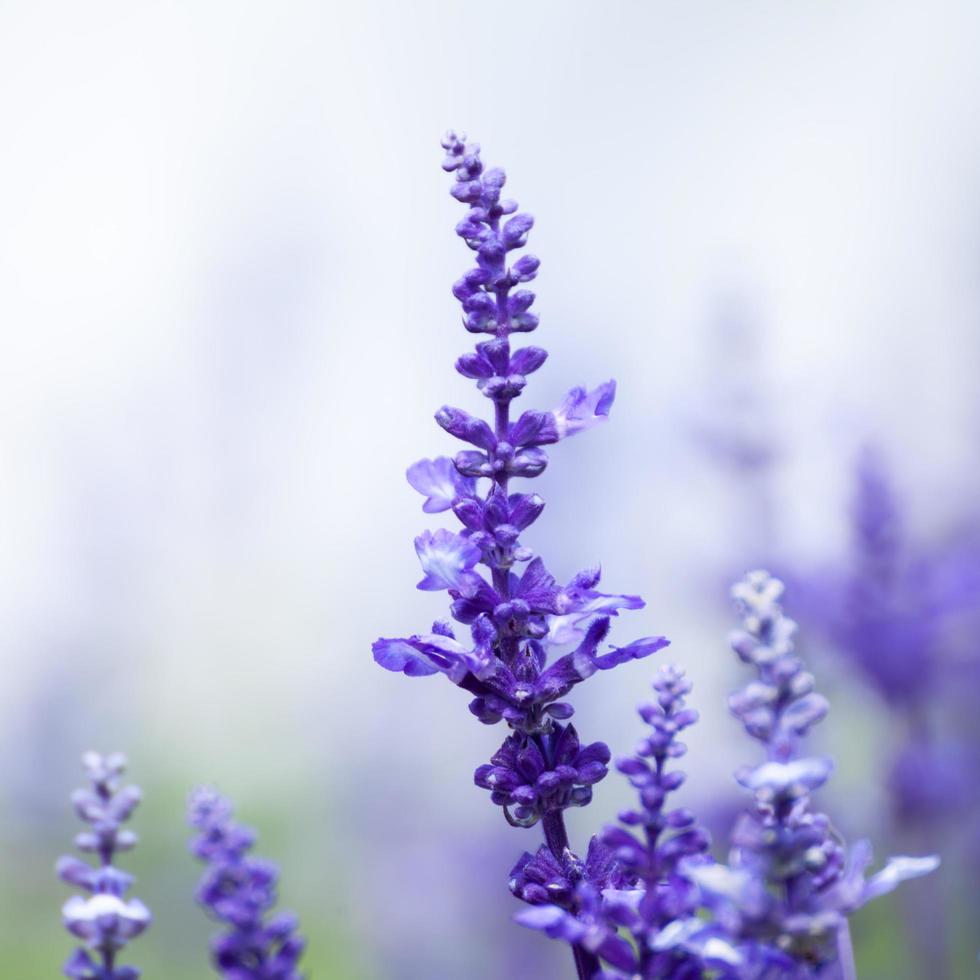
[
  {"x1": 708, "y1": 571, "x2": 939, "y2": 973},
  {"x1": 786, "y1": 447, "x2": 980, "y2": 972},
  {"x1": 786, "y1": 446, "x2": 980, "y2": 838},
  {"x1": 187, "y1": 787, "x2": 306, "y2": 980},
  {"x1": 57, "y1": 751, "x2": 150, "y2": 980},
  {"x1": 514, "y1": 666, "x2": 720, "y2": 977}
]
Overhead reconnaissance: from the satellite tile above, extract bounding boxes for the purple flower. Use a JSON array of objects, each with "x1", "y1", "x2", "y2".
[
  {"x1": 547, "y1": 567, "x2": 645, "y2": 645},
  {"x1": 789, "y1": 448, "x2": 980, "y2": 844},
  {"x1": 57, "y1": 752, "x2": 150, "y2": 980},
  {"x1": 716, "y1": 571, "x2": 939, "y2": 973},
  {"x1": 406, "y1": 456, "x2": 475, "y2": 513},
  {"x1": 509, "y1": 835, "x2": 630, "y2": 907},
  {"x1": 823, "y1": 449, "x2": 942, "y2": 703},
  {"x1": 414, "y1": 528, "x2": 482, "y2": 594},
  {"x1": 373, "y1": 134, "x2": 938, "y2": 980},
  {"x1": 372, "y1": 625, "x2": 477, "y2": 680},
  {"x1": 516, "y1": 666, "x2": 722, "y2": 978},
  {"x1": 514, "y1": 885, "x2": 638, "y2": 974},
  {"x1": 188, "y1": 788, "x2": 306, "y2": 980},
  {"x1": 376, "y1": 135, "x2": 662, "y2": 727},
  {"x1": 553, "y1": 382, "x2": 616, "y2": 440},
  {"x1": 373, "y1": 132, "x2": 665, "y2": 980},
  {"x1": 475, "y1": 724, "x2": 611, "y2": 827}
]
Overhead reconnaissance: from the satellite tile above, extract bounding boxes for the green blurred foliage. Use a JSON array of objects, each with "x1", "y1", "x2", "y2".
[{"x1": 1, "y1": 769, "x2": 366, "y2": 979}]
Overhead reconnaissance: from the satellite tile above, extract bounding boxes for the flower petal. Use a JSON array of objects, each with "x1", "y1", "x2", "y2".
[
  {"x1": 415, "y1": 529, "x2": 482, "y2": 594},
  {"x1": 736, "y1": 756, "x2": 833, "y2": 797},
  {"x1": 372, "y1": 637, "x2": 441, "y2": 677},
  {"x1": 406, "y1": 457, "x2": 474, "y2": 513},
  {"x1": 862, "y1": 854, "x2": 940, "y2": 904},
  {"x1": 553, "y1": 381, "x2": 616, "y2": 439}
]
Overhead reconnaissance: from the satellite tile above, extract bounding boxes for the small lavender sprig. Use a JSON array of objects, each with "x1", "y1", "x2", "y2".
[
  {"x1": 600, "y1": 667, "x2": 715, "y2": 975},
  {"x1": 513, "y1": 667, "x2": 729, "y2": 978},
  {"x1": 690, "y1": 571, "x2": 940, "y2": 976},
  {"x1": 819, "y1": 449, "x2": 979, "y2": 822},
  {"x1": 57, "y1": 752, "x2": 151, "y2": 980},
  {"x1": 373, "y1": 133, "x2": 666, "y2": 979},
  {"x1": 188, "y1": 788, "x2": 306, "y2": 979}
]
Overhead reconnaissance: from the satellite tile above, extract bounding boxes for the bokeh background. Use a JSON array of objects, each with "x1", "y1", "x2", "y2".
[{"x1": 1, "y1": 2, "x2": 978, "y2": 977}]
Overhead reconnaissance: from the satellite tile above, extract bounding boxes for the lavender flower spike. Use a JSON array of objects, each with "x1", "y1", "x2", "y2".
[
  {"x1": 515, "y1": 667, "x2": 727, "y2": 979},
  {"x1": 57, "y1": 752, "x2": 150, "y2": 980},
  {"x1": 188, "y1": 787, "x2": 306, "y2": 980},
  {"x1": 373, "y1": 133, "x2": 666, "y2": 979},
  {"x1": 708, "y1": 571, "x2": 940, "y2": 974}
]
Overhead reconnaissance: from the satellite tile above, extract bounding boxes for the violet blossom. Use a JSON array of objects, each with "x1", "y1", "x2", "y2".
[
  {"x1": 373, "y1": 132, "x2": 666, "y2": 979},
  {"x1": 187, "y1": 787, "x2": 306, "y2": 979},
  {"x1": 796, "y1": 449, "x2": 980, "y2": 826},
  {"x1": 699, "y1": 571, "x2": 940, "y2": 977},
  {"x1": 784, "y1": 449, "x2": 980, "y2": 971},
  {"x1": 57, "y1": 752, "x2": 151, "y2": 980},
  {"x1": 514, "y1": 666, "x2": 724, "y2": 979},
  {"x1": 510, "y1": 573, "x2": 940, "y2": 978},
  {"x1": 371, "y1": 133, "x2": 940, "y2": 979}
]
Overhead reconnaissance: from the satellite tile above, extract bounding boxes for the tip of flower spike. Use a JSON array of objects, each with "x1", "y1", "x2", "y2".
[
  {"x1": 81, "y1": 750, "x2": 127, "y2": 785},
  {"x1": 731, "y1": 570, "x2": 784, "y2": 613},
  {"x1": 441, "y1": 130, "x2": 472, "y2": 171},
  {"x1": 187, "y1": 786, "x2": 235, "y2": 829},
  {"x1": 187, "y1": 790, "x2": 307, "y2": 971}
]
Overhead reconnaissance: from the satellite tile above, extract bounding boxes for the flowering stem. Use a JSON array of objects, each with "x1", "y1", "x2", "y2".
[
  {"x1": 541, "y1": 810, "x2": 599, "y2": 980},
  {"x1": 541, "y1": 809, "x2": 569, "y2": 858},
  {"x1": 836, "y1": 921, "x2": 857, "y2": 980},
  {"x1": 383, "y1": 134, "x2": 662, "y2": 980},
  {"x1": 571, "y1": 945, "x2": 599, "y2": 980}
]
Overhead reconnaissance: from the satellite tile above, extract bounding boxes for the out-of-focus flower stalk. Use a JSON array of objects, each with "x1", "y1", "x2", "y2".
[
  {"x1": 57, "y1": 752, "x2": 150, "y2": 980},
  {"x1": 187, "y1": 787, "x2": 306, "y2": 979}
]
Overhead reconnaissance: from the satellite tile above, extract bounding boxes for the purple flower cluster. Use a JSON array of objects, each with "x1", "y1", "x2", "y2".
[
  {"x1": 57, "y1": 752, "x2": 151, "y2": 980},
  {"x1": 514, "y1": 666, "x2": 722, "y2": 979},
  {"x1": 597, "y1": 667, "x2": 716, "y2": 975},
  {"x1": 782, "y1": 450, "x2": 980, "y2": 969},
  {"x1": 372, "y1": 136, "x2": 940, "y2": 979},
  {"x1": 834, "y1": 450, "x2": 954, "y2": 702},
  {"x1": 475, "y1": 723, "x2": 611, "y2": 827},
  {"x1": 373, "y1": 132, "x2": 666, "y2": 978},
  {"x1": 511, "y1": 574, "x2": 939, "y2": 978},
  {"x1": 693, "y1": 572, "x2": 940, "y2": 976},
  {"x1": 797, "y1": 449, "x2": 980, "y2": 829},
  {"x1": 187, "y1": 788, "x2": 306, "y2": 980}
]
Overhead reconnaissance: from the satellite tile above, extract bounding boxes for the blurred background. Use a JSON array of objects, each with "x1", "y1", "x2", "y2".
[{"x1": 1, "y1": 1, "x2": 978, "y2": 976}]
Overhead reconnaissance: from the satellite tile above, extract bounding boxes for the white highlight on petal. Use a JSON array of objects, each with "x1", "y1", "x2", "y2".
[
  {"x1": 414, "y1": 529, "x2": 481, "y2": 593},
  {"x1": 63, "y1": 893, "x2": 151, "y2": 942},
  {"x1": 737, "y1": 756, "x2": 833, "y2": 795}
]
